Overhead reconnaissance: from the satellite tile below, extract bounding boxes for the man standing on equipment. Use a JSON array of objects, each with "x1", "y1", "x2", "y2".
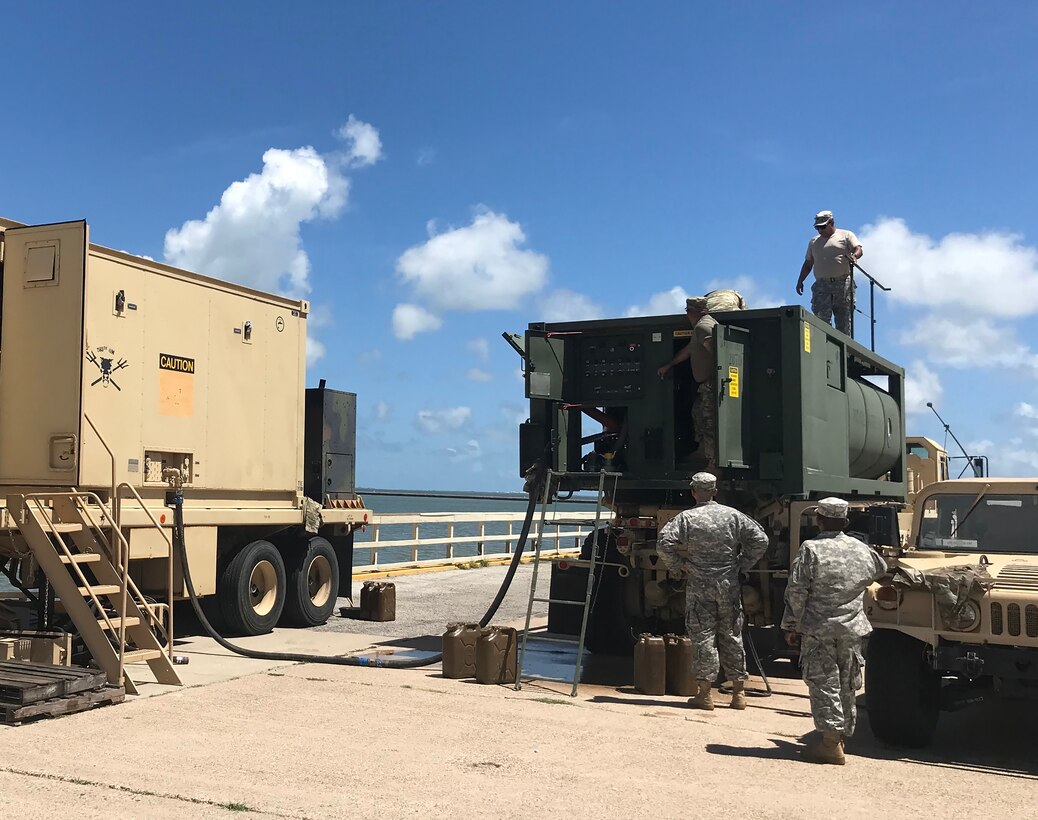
[
  {"x1": 657, "y1": 472, "x2": 770, "y2": 711},
  {"x1": 657, "y1": 295, "x2": 717, "y2": 469},
  {"x1": 795, "y1": 210, "x2": 863, "y2": 336},
  {"x1": 781, "y1": 497, "x2": 888, "y2": 765}
]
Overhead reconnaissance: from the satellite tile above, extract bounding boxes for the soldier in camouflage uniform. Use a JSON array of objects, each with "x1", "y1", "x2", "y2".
[
  {"x1": 795, "y1": 210, "x2": 863, "y2": 337},
  {"x1": 657, "y1": 472, "x2": 769, "y2": 710},
  {"x1": 781, "y1": 497, "x2": 888, "y2": 765}
]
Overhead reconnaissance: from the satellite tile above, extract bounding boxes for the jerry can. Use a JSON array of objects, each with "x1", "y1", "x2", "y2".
[
  {"x1": 361, "y1": 581, "x2": 396, "y2": 622},
  {"x1": 633, "y1": 634, "x2": 666, "y2": 695},
  {"x1": 664, "y1": 634, "x2": 696, "y2": 696},
  {"x1": 475, "y1": 626, "x2": 518, "y2": 685},
  {"x1": 442, "y1": 622, "x2": 481, "y2": 678}
]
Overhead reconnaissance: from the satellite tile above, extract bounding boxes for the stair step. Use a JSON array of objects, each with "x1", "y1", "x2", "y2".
[
  {"x1": 97, "y1": 616, "x2": 140, "y2": 630},
  {"x1": 77, "y1": 585, "x2": 122, "y2": 597},
  {"x1": 122, "y1": 648, "x2": 164, "y2": 664},
  {"x1": 59, "y1": 553, "x2": 102, "y2": 565},
  {"x1": 49, "y1": 523, "x2": 85, "y2": 533}
]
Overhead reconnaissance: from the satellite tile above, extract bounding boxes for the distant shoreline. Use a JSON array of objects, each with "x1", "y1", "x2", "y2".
[{"x1": 357, "y1": 488, "x2": 595, "y2": 502}]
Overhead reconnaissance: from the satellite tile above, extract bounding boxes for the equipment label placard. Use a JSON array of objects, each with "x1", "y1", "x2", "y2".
[
  {"x1": 803, "y1": 322, "x2": 811, "y2": 353},
  {"x1": 728, "y1": 366, "x2": 740, "y2": 398},
  {"x1": 158, "y1": 354, "x2": 195, "y2": 417},
  {"x1": 673, "y1": 329, "x2": 692, "y2": 338}
]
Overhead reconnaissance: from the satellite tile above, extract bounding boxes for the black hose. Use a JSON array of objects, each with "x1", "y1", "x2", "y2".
[{"x1": 171, "y1": 470, "x2": 543, "y2": 669}]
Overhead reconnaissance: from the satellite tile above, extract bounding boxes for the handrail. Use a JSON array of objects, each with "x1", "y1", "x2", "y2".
[{"x1": 83, "y1": 414, "x2": 119, "y2": 534}]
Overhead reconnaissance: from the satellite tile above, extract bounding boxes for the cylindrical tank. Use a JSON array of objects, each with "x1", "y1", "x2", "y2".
[
  {"x1": 846, "y1": 377, "x2": 901, "y2": 479},
  {"x1": 663, "y1": 634, "x2": 695, "y2": 696},
  {"x1": 442, "y1": 622, "x2": 481, "y2": 678},
  {"x1": 633, "y1": 634, "x2": 666, "y2": 695},
  {"x1": 475, "y1": 626, "x2": 518, "y2": 685}
]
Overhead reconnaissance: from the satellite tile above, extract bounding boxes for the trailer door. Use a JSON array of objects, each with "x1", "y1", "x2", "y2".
[
  {"x1": 715, "y1": 324, "x2": 749, "y2": 470},
  {"x1": 0, "y1": 221, "x2": 88, "y2": 485}
]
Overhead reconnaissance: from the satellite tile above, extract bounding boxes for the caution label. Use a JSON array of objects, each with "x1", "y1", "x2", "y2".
[
  {"x1": 673, "y1": 329, "x2": 693, "y2": 338},
  {"x1": 803, "y1": 322, "x2": 811, "y2": 353},
  {"x1": 159, "y1": 354, "x2": 196, "y2": 374},
  {"x1": 728, "y1": 366, "x2": 740, "y2": 398}
]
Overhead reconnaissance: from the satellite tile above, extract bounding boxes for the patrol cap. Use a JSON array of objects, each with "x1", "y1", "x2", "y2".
[
  {"x1": 690, "y1": 471, "x2": 717, "y2": 490},
  {"x1": 812, "y1": 497, "x2": 849, "y2": 518},
  {"x1": 814, "y1": 210, "x2": 834, "y2": 227},
  {"x1": 685, "y1": 295, "x2": 708, "y2": 312}
]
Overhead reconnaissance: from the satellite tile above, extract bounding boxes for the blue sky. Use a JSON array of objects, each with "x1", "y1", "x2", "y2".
[{"x1": 4, "y1": 3, "x2": 1038, "y2": 490}]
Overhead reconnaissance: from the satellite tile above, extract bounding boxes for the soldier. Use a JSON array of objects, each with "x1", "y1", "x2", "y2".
[
  {"x1": 656, "y1": 296, "x2": 717, "y2": 469},
  {"x1": 781, "y1": 497, "x2": 888, "y2": 765},
  {"x1": 795, "y1": 210, "x2": 863, "y2": 336},
  {"x1": 657, "y1": 472, "x2": 769, "y2": 710}
]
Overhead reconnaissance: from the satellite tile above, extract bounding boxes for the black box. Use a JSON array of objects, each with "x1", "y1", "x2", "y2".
[{"x1": 304, "y1": 386, "x2": 357, "y2": 504}]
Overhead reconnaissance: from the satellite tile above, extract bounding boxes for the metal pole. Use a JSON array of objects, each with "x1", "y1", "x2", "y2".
[{"x1": 850, "y1": 261, "x2": 890, "y2": 352}]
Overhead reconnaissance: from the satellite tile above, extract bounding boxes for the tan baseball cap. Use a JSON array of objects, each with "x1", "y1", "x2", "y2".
[{"x1": 814, "y1": 210, "x2": 834, "y2": 227}]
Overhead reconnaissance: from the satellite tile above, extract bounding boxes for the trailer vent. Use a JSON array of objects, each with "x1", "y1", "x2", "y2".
[
  {"x1": 990, "y1": 602, "x2": 1003, "y2": 635},
  {"x1": 1026, "y1": 605, "x2": 1038, "y2": 639},
  {"x1": 1007, "y1": 603, "x2": 1021, "y2": 637}
]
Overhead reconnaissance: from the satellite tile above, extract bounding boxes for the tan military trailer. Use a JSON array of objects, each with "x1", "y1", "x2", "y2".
[
  {"x1": 0, "y1": 217, "x2": 368, "y2": 692},
  {"x1": 865, "y1": 477, "x2": 1038, "y2": 747}
]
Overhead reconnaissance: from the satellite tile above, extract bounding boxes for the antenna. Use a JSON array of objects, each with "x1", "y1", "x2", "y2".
[{"x1": 927, "y1": 402, "x2": 987, "y2": 478}]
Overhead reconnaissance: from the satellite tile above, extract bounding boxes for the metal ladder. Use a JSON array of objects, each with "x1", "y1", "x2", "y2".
[
  {"x1": 515, "y1": 469, "x2": 621, "y2": 696},
  {"x1": 10, "y1": 489, "x2": 183, "y2": 695}
]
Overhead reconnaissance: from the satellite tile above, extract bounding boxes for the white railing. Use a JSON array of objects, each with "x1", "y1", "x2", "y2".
[{"x1": 353, "y1": 510, "x2": 599, "y2": 572}]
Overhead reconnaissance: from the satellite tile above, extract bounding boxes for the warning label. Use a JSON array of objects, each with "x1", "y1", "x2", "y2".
[{"x1": 159, "y1": 354, "x2": 195, "y2": 374}]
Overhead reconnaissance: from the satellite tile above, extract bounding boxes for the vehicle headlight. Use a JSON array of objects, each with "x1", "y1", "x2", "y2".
[{"x1": 945, "y1": 600, "x2": 981, "y2": 632}]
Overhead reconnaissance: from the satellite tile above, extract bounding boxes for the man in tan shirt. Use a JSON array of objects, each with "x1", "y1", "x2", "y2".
[
  {"x1": 795, "y1": 210, "x2": 863, "y2": 336},
  {"x1": 657, "y1": 296, "x2": 717, "y2": 469}
]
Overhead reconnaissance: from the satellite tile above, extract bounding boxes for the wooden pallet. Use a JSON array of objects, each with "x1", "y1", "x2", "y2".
[{"x1": 0, "y1": 660, "x2": 123, "y2": 724}]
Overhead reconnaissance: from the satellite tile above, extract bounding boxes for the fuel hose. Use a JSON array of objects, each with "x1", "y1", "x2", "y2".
[{"x1": 170, "y1": 466, "x2": 544, "y2": 669}]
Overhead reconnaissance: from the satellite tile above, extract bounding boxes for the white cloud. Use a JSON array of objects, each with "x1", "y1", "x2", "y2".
[
  {"x1": 392, "y1": 303, "x2": 443, "y2": 340},
  {"x1": 306, "y1": 336, "x2": 326, "y2": 365},
  {"x1": 336, "y1": 115, "x2": 383, "y2": 168},
  {"x1": 416, "y1": 406, "x2": 471, "y2": 434},
  {"x1": 858, "y1": 217, "x2": 1038, "y2": 317},
  {"x1": 164, "y1": 147, "x2": 348, "y2": 299},
  {"x1": 903, "y1": 360, "x2": 943, "y2": 415},
  {"x1": 625, "y1": 286, "x2": 688, "y2": 317},
  {"x1": 447, "y1": 439, "x2": 482, "y2": 468},
  {"x1": 703, "y1": 275, "x2": 782, "y2": 309},
  {"x1": 900, "y1": 316, "x2": 1038, "y2": 371},
  {"x1": 467, "y1": 368, "x2": 492, "y2": 382},
  {"x1": 1015, "y1": 402, "x2": 1038, "y2": 420},
  {"x1": 538, "y1": 289, "x2": 604, "y2": 322},
  {"x1": 394, "y1": 209, "x2": 549, "y2": 327},
  {"x1": 374, "y1": 400, "x2": 391, "y2": 421},
  {"x1": 468, "y1": 337, "x2": 490, "y2": 362}
]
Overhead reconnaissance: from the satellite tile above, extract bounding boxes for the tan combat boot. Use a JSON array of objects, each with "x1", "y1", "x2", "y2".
[
  {"x1": 729, "y1": 680, "x2": 747, "y2": 710},
  {"x1": 688, "y1": 680, "x2": 715, "y2": 711},
  {"x1": 802, "y1": 732, "x2": 846, "y2": 765}
]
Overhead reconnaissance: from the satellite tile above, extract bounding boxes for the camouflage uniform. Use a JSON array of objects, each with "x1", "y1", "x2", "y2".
[
  {"x1": 810, "y1": 276, "x2": 855, "y2": 336},
  {"x1": 658, "y1": 501, "x2": 769, "y2": 681},
  {"x1": 691, "y1": 381, "x2": 716, "y2": 465},
  {"x1": 781, "y1": 531, "x2": 888, "y2": 736}
]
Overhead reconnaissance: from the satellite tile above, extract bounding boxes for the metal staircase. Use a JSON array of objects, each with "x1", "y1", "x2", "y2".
[
  {"x1": 514, "y1": 469, "x2": 621, "y2": 696},
  {"x1": 9, "y1": 488, "x2": 183, "y2": 694}
]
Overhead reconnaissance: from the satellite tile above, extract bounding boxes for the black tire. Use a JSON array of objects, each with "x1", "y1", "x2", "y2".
[
  {"x1": 282, "y1": 536, "x2": 340, "y2": 627},
  {"x1": 218, "y1": 540, "x2": 287, "y2": 636},
  {"x1": 580, "y1": 529, "x2": 637, "y2": 655},
  {"x1": 865, "y1": 629, "x2": 941, "y2": 747}
]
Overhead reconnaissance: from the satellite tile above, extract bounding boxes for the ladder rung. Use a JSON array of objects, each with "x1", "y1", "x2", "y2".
[
  {"x1": 522, "y1": 635, "x2": 582, "y2": 645},
  {"x1": 98, "y1": 616, "x2": 140, "y2": 630},
  {"x1": 49, "y1": 523, "x2": 85, "y2": 533},
  {"x1": 78, "y1": 585, "x2": 121, "y2": 597},
  {"x1": 122, "y1": 648, "x2": 164, "y2": 663},
  {"x1": 532, "y1": 597, "x2": 586, "y2": 606},
  {"x1": 60, "y1": 553, "x2": 102, "y2": 564}
]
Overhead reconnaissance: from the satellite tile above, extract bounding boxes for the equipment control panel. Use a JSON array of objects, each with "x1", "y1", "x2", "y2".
[{"x1": 581, "y1": 337, "x2": 645, "y2": 399}]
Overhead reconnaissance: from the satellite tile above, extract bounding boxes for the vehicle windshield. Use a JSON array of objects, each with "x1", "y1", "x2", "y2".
[{"x1": 918, "y1": 493, "x2": 1038, "y2": 554}]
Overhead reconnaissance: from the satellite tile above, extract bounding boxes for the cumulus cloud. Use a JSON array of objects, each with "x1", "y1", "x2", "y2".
[
  {"x1": 467, "y1": 368, "x2": 492, "y2": 382},
  {"x1": 538, "y1": 289, "x2": 605, "y2": 322},
  {"x1": 164, "y1": 146, "x2": 347, "y2": 298},
  {"x1": 393, "y1": 209, "x2": 549, "y2": 337},
  {"x1": 624, "y1": 277, "x2": 779, "y2": 318},
  {"x1": 393, "y1": 303, "x2": 443, "y2": 340},
  {"x1": 1016, "y1": 402, "x2": 1038, "y2": 420},
  {"x1": 336, "y1": 115, "x2": 383, "y2": 168},
  {"x1": 625, "y1": 286, "x2": 688, "y2": 317},
  {"x1": 468, "y1": 337, "x2": 490, "y2": 362},
  {"x1": 703, "y1": 275, "x2": 782, "y2": 309},
  {"x1": 306, "y1": 336, "x2": 326, "y2": 365},
  {"x1": 416, "y1": 406, "x2": 471, "y2": 433},
  {"x1": 858, "y1": 217, "x2": 1038, "y2": 317},
  {"x1": 903, "y1": 360, "x2": 943, "y2": 415},
  {"x1": 900, "y1": 316, "x2": 1038, "y2": 371},
  {"x1": 447, "y1": 439, "x2": 482, "y2": 468}
]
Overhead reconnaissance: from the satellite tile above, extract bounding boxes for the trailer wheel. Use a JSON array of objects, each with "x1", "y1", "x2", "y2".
[
  {"x1": 218, "y1": 540, "x2": 287, "y2": 636},
  {"x1": 283, "y1": 537, "x2": 340, "y2": 627},
  {"x1": 865, "y1": 629, "x2": 940, "y2": 748}
]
